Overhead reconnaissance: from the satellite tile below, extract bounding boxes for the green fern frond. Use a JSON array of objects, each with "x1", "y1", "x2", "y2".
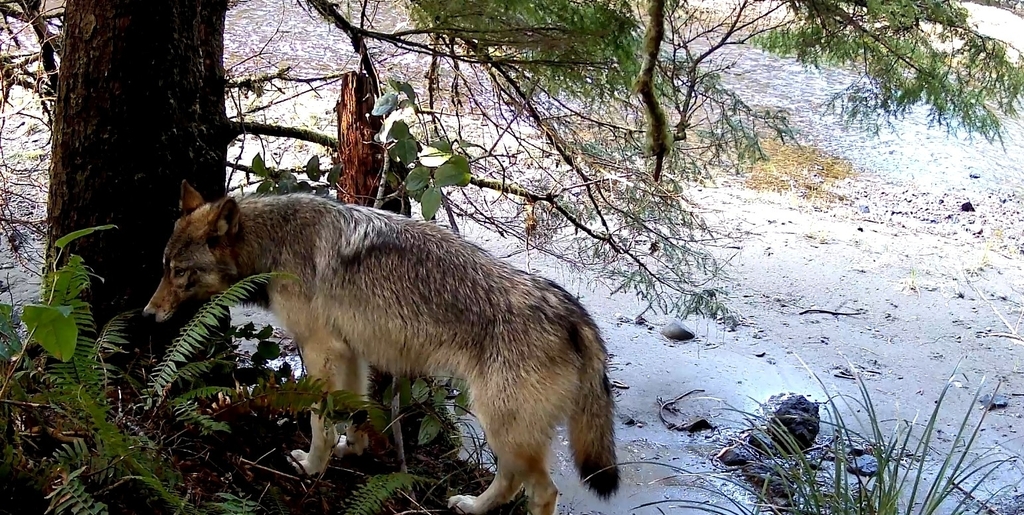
[
  {"x1": 174, "y1": 358, "x2": 234, "y2": 387},
  {"x1": 259, "y1": 486, "x2": 290, "y2": 515},
  {"x1": 207, "y1": 493, "x2": 262, "y2": 514},
  {"x1": 95, "y1": 311, "x2": 132, "y2": 355},
  {"x1": 52, "y1": 438, "x2": 90, "y2": 468},
  {"x1": 170, "y1": 399, "x2": 232, "y2": 435},
  {"x1": 148, "y1": 273, "x2": 292, "y2": 404},
  {"x1": 175, "y1": 385, "x2": 235, "y2": 403},
  {"x1": 343, "y1": 472, "x2": 428, "y2": 515},
  {"x1": 44, "y1": 466, "x2": 109, "y2": 515}
]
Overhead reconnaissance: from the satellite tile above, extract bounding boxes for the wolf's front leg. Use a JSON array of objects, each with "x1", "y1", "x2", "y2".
[
  {"x1": 332, "y1": 353, "x2": 370, "y2": 458},
  {"x1": 289, "y1": 411, "x2": 337, "y2": 476},
  {"x1": 287, "y1": 339, "x2": 369, "y2": 475}
]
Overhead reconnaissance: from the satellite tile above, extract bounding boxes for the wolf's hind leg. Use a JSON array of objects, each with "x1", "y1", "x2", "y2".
[
  {"x1": 332, "y1": 349, "x2": 369, "y2": 458},
  {"x1": 448, "y1": 395, "x2": 559, "y2": 515},
  {"x1": 447, "y1": 468, "x2": 522, "y2": 515}
]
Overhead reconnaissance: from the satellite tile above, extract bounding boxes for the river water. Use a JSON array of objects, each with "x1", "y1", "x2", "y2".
[
  {"x1": 225, "y1": 0, "x2": 1024, "y2": 197},
  {"x1": 222, "y1": 1, "x2": 1024, "y2": 513}
]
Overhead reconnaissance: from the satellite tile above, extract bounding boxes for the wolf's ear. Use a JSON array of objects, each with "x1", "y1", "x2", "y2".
[
  {"x1": 180, "y1": 180, "x2": 206, "y2": 216},
  {"x1": 211, "y1": 197, "x2": 240, "y2": 240}
]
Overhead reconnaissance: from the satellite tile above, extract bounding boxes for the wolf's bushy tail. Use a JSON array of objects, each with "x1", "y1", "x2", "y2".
[{"x1": 566, "y1": 320, "x2": 620, "y2": 499}]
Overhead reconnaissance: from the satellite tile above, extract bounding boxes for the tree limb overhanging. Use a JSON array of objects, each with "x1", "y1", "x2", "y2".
[
  {"x1": 228, "y1": 121, "x2": 338, "y2": 149},
  {"x1": 635, "y1": 0, "x2": 670, "y2": 183}
]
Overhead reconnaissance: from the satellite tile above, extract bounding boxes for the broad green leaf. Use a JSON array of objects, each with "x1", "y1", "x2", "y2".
[
  {"x1": 256, "y1": 324, "x2": 274, "y2": 339},
  {"x1": 256, "y1": 340, "x2": 280, "y2": 360},
  {"x1": 388, "y1": 119, "x2": 412, "y2": 141},
  {"x1": 371, "y1": 92, "x2": 399, "y2": 117},
  {"x1": 397, "y1": 81, "x2": 417, "y2": 105},
  {"x1": 398, "y1": 377, "x2": 412, "y2": 407},
  {"x1": 432, "y1": 387, "x2": 447, "y2": 408},
  {"x1": 54, "y1": 224, "x2": 116, "y2": 250},
  {"x1": 411, "y1": 378, "x2": 430, "y2": 403},
  {"x1": 405, "y1": 166, "x2": 431, "y2": 192},
  {"x1": 386, "y1": 171, "x2": 401, "y2": 188},
  {"x1": 418, "y1": 146, "x2": 452, "y2": 168},
  {"x1": 420, "y1": 187, "x2": 442, "y2": 221},
  {"x1": 433, "y1": 155, "x2": 472, "y2": 188},
  {"x1": 251, "y1": 154, "x2": 268, "y2": 178},
  {"x1": 327, "y1": 163, "x2": 342, "y2": 186},
  {"x1": 256, "y1": 180, "x2": 274, "y2": 194},
  {"x1": 418, "y1": 414, "x2": 443, "y2": 446},
  {"x1": 22, "y1": 304, "x2": 78, "y2": 362},
  {"x1": 390, "y1": 139, "x2": 418, "y2": 166},
  {"x1": 305, "y1": 155, "x2": 321, "y2": 181},
  {"x1": 0, "y1": 303, "x2": 21, "y2": 360},
  {"x1": 429, "y1": 138, "x2": 453, "y2": 153}
]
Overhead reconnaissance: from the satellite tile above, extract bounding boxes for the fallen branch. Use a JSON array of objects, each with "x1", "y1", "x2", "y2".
[
  {"x1": 237, "y1": 456, "x2": 304, "y2": 482},
  {"x1": 657, "y1": 389, "x2": 705, "y2": 430},
  {"x1": 798, "y1": 309, "x2": 864, "y2": 316},
  {"x1": 228, "y1": 121, "x2": 338, "y2": 149}
]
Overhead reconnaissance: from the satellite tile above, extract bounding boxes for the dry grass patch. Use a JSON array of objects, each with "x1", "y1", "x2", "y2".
[{"x1": 745, "y1": 139, "x2": 857, "y2": 205}]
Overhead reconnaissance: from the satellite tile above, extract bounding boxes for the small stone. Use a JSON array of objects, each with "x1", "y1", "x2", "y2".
[
  {"x1": 717, "y1": 445, "x2": 756, "y2": 466},
  {"x1": 858, "y1": 204, "x2": 870, "y2": 214},
  {"x1": 679, "y1": 417, "x2": 714, "y2": 433},
  {"x1": 979, "y1": 393, "x2": 1010, "y2": 410},
  {"x1": 755, "y1": 351, "x2": 767, "y2": 358},
  {"x1": 961, "y1": 201, "x2": 975, "y2": 212},
  {"x1": 660, "y1": 320, "x2": 695, "y2": 341},
  {"x1": 846, "y1": 455, "x2": 879, "y2": 477},
  {"x1": 969, "y1": 173, "x2": 981, "y2": 179}
]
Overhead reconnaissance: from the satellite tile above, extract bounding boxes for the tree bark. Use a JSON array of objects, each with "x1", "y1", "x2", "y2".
[
  {"x1": 46, "y1": 0, "x2": 231, "y2": 331},
  {"x1": 335, "y1": 71, "x2": 406, "y2": 214}
]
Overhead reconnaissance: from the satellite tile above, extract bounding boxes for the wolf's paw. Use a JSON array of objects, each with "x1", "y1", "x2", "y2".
[
  {"x1": 447, "y1": 494, "x2": 481, "y2": 514},
  {"x1": 288, "y1": 449, "x2": 325, "y2": 476},
  {"x1": 333, "y1": 434, "x2": 365, "y2": 458}
]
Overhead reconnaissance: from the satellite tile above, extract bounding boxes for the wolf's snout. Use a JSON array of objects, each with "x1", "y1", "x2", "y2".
[{"x1": 142, "y1": 302, "x2": 168, "y2": 323}]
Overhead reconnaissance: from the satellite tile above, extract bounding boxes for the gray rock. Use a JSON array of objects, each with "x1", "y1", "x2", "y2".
[
  {"x1": 846, "y1": 455, "x2": 879, "y2": 477},
  {"x1": 980, "y1": 393, "x2": 1010, "y2": 410},
  {"x1": 660, "y1": 320, "x2": 695, "y2": 341},
  {"x1": 717, "y1": 445, "x2": 756, "y2": 466},
  {"x1": 768, "y1": 395, "x2": 820, "y2": 451},
  {"x1": 679, "y1": 417, "x2": 713, "y2": 433},
  {"x1": 961, "y1": 201, "x2": 975, "y2": 212}
]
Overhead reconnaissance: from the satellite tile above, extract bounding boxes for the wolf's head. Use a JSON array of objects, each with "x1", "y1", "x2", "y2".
[{"x1": 143, "y1": 181, "x2": 241, "y2": 323}]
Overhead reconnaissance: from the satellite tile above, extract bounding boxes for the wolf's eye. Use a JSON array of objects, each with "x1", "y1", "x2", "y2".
[{"x1": 173, "y1": 268, "x2": 187, "y2": 278}]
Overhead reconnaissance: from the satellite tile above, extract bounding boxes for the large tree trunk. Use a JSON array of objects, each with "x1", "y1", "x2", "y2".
[{"x1": 46, "y1": 0, "x2": 231, "y2": 331}]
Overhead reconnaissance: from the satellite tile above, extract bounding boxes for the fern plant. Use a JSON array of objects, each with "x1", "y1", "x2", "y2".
[
  {"x1": 343, "y1": 472, "x2": 428, "y2": 515},
  {"x1": 147, "y1": 272, "x2": 290, "y2": 405}
]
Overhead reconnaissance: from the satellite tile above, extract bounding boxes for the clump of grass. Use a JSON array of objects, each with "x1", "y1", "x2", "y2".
[
  {"x1": 631, "y1": 361, "x2": 1013, "y2": 515},
  {"x1": 745, "y1": 139, "x2": 856, "y2": 205}
]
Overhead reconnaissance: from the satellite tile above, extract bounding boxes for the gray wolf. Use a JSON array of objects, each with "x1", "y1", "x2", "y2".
[{"x1": 143, "y1": 181, "x2": 620, "y2": 515}]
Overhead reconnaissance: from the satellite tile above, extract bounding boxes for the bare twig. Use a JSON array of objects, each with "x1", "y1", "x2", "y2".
[
  {"x1": 657, "y1": 389, "x2": 706, "y2": 430},
  {"x1": 390, "y1": 376, "x2": 407, "y2": 473},
  {"x1": 237, "y1": 456, "x2": 305, "y2": 482}
]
